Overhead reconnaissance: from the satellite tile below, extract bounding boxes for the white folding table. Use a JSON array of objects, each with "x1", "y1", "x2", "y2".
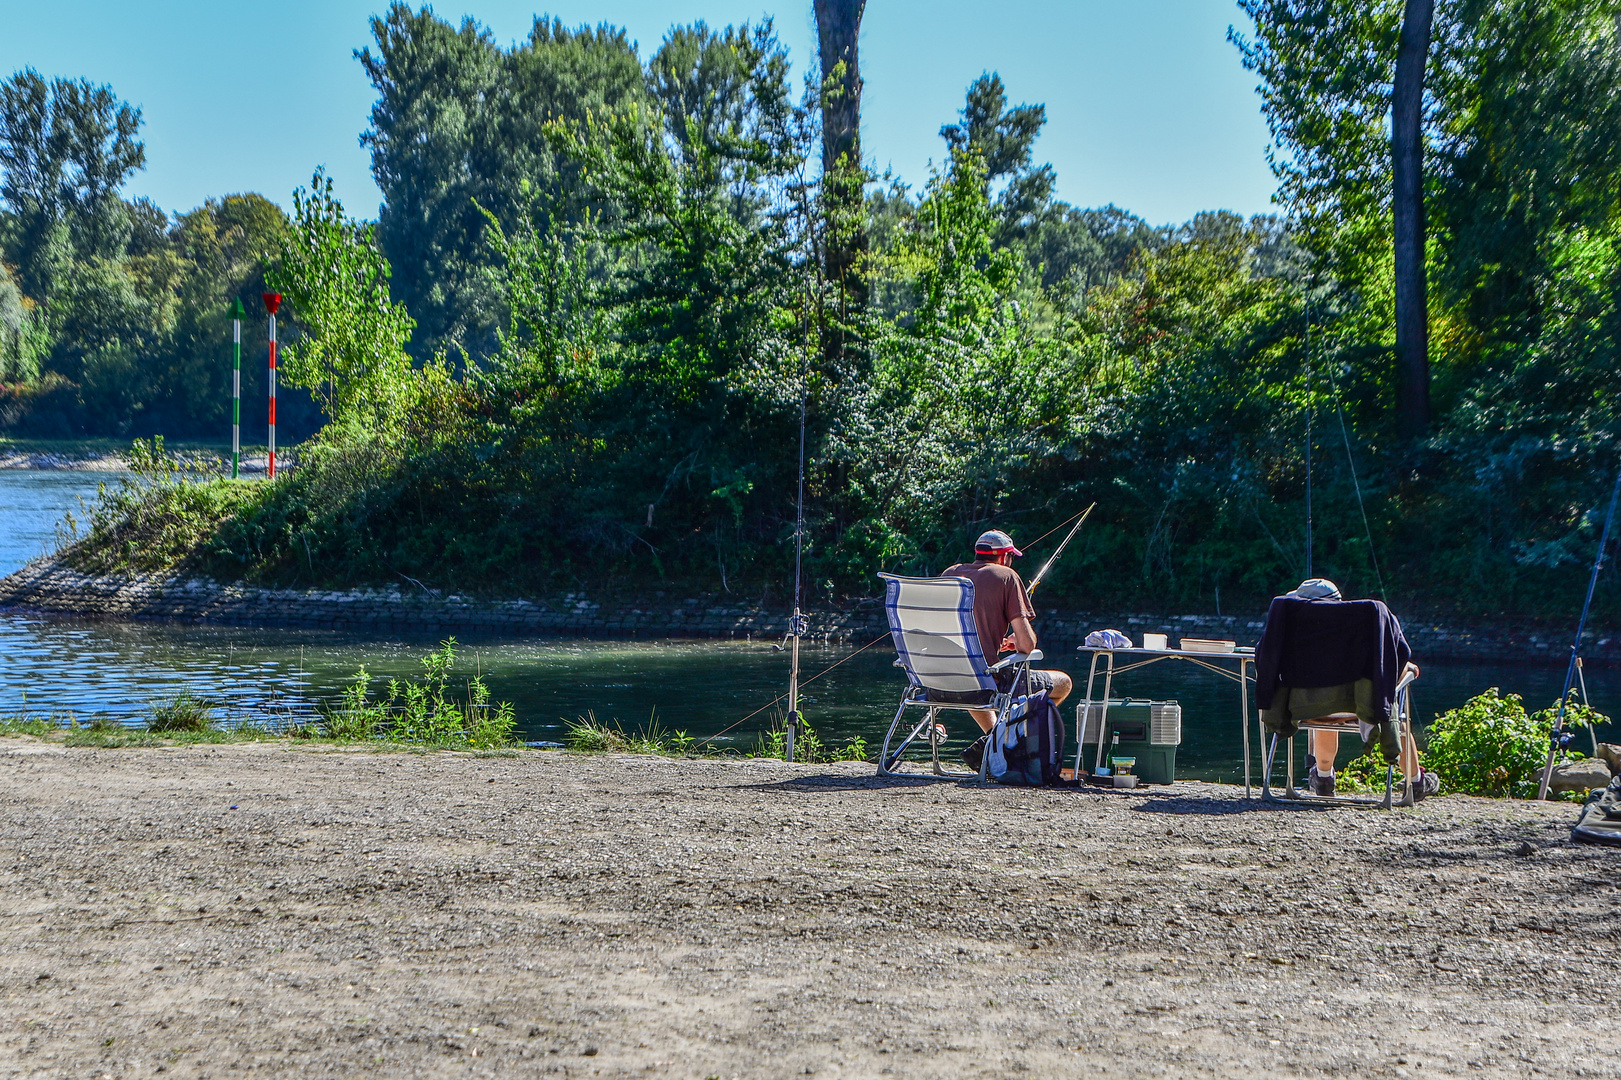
[{"x1": 1074, "y1": 645, "x2": 1258, "y2": 795}]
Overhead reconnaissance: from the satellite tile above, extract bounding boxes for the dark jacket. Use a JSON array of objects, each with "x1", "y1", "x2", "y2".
[{"x1": 1253, "y1": 597, "x2": 1413, "y2": 725}]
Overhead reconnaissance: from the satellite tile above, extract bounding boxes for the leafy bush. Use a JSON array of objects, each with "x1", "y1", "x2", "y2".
[
  {"x1": 1332, "y1": 743, "x2": 1394, "y2": 794},
  {"x1": 146, "y1": 689, "x2": 215, "y2": 733},
  {"x1": 323, "y1": 665, "x2": 391, "y2": 740},
  {"x1": 324, "y1": 639, "x2": 517, "y2": 749},
  {"x1": 1423, "y1": 689, "x2": 1610, "y2": 799},
  {"x1": 1424, "y1": 689, "x2": 1547, "y2": 797}
]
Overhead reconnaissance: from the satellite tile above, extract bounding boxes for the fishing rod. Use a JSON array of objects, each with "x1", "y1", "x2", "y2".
[
  {"x1": 716, "y1": 503, "x2": 1100, "y2": 747},
  {"x1": 1026, "y1": 503, "x2": 1095, "y2": 596},
  {"x1": 1537, "y1": 462, "x2": 1621, "y2": 801},
  {"x1": 783, "y1": 320, "x2": 812, "y2": 764}
]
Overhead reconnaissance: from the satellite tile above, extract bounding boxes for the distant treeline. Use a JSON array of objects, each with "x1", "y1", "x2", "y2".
[{"x1": 36, "y1": 1, "x2": 1621, "y2": 624}]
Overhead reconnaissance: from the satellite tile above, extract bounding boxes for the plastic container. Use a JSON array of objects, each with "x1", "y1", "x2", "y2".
[
  {"x1": 1142, "y1": 633, "x2": 1168, "y2": 650},
  {"x1": 1113, "y1": 774, "x2": 1139, "y2": 788},
  {"x1": 1180, "y1": 638, "x2": 1237, "y2": 654}
]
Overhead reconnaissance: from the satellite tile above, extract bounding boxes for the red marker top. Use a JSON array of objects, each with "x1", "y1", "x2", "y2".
[{"x1": 262, "y1": 292, "x2": 283, "y2": 315}]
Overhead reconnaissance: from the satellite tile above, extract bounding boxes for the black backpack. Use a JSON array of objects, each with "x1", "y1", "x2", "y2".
[{"x1": 985, "y1": 691, "x2": 1067, "y2": 786}]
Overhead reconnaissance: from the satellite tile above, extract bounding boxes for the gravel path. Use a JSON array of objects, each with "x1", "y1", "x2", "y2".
[{"x1": 1, "y1": 740, "x2": 1615, "y2": 1079}]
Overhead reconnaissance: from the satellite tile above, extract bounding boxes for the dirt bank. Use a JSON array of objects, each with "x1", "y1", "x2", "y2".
[{"x1": 1, "y1": 742, "x2": 1614, "y2": 1079}]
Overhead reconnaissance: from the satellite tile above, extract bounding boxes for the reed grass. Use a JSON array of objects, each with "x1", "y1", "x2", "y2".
[{"x1": 146, "y1": 689, "x2": 217, "y2": 733}]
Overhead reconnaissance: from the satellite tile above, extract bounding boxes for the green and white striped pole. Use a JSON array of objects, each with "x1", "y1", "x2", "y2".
[{"x1": 230, "y1": 297, "x2": 244, "y2": 479}]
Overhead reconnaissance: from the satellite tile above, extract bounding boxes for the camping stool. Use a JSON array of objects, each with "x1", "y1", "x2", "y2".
[
  {"x1": 875, "y1": 573, "x2": 1040, "y2": 780},
  {"x1": 1260, "y1": 667, "x2": 1420, "y2": 809}
]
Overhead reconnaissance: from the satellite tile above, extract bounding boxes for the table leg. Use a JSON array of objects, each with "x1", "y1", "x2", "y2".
[
  {"x1": 1095, "y1": 653, "x2": 1117, "y2": 775},
  {"x1": 1075, "y1": 651, "x2": 1104, "y2": 778},
  {"x1": 1240, "y1": 657, "x2": 1251, "y2": 797}
]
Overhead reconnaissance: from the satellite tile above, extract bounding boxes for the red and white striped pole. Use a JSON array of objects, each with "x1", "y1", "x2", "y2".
[{"x1": 262, "y1": 292, "x2": 282, "y2": 478}]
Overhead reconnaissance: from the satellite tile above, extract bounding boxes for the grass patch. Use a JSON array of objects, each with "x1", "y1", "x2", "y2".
[
  {"x1": 563, "y1": 709, "x2": 868, "y2": 763},
  {"x1": 146, "y1": 689, "x2": 216, "y2": 733},
  {"x1": 64, "y1": 728, "x2": 165, "y2": 748},
  {"x1": 564, "y1": 712, "x2": 701, "y2": 756},
  {"x1": 2, "y1": 640, "x2": 521, "y2": 754},
  {"x1": 0, "y1": 713, "x2": 66, "y2": 737}
]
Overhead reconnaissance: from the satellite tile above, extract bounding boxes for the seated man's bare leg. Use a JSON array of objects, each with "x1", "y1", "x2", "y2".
[
  {"x1": 1311, "y1": 729, "x2": 1339, "y2": 775},
  {"x1": 1400, "y1": 732, "x2": 1420, "y2": 783},
  {"x1": 1045, "y1": 670, "x2": 1073, "y2": 705},
  {"x1": 968, "y1": 708, "x2": 996, "y2": 734}
]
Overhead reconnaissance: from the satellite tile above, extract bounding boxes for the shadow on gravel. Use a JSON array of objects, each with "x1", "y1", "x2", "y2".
[
  {"x1": 739, "y1": 768, "x2": 1225, "y2": 794},
  {"x1": 1132, "y1": 794, "x2": 1331, "y2": 815},
  {"x1": 740, "y1": 772, "x2": 948, "y2": 792}
]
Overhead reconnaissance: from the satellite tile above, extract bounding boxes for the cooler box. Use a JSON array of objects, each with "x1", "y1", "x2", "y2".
[{"x1": 1077, "y1": 699, "x2": 1181, "y2": 784}]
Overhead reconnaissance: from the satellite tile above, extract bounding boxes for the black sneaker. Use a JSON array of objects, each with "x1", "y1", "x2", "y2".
[
  {"x1": 961, "y1": 734, "x2": 989, "y2": 772},
  {"x1": 1309, "y1": 767, "x2": 1336, "y2": 796}
]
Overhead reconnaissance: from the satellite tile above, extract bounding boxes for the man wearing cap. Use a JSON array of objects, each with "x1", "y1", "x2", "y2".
[{"x1": 942, "y1": 530, "x2": 1073, "y2": 733}]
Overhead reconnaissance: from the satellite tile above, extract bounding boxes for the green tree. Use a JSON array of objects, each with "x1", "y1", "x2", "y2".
[
  {"x1": 269, "y1": 170, "x2": 415, "y2": 425},
  {"x1": 0, "y1": 69, "x2": 145, "y2": 294},
  {"x1": 358, "y1": 4, "x2": 644, "y2": 361},
  {"x1": 939, "y1": 73, "x2": 1055, "y2": 243}
]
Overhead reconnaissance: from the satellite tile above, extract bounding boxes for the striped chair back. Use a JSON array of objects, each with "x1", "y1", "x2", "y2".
[{"x1": 880, "y1": 573, "x2": 998, "y2": 699}]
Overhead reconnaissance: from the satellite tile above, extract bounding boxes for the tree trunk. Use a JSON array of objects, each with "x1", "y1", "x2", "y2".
[
  {"x1": 813, "y1": 0, "x2": 868, "y2": 342},
  {"x1": 1392, "y1": 0, "x2": 1434, "y2": 439}
]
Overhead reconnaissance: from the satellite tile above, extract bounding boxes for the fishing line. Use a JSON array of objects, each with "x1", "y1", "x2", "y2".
[
  {"x1": 1017, "y1": 505, "x2": 1090, "y2": 553},
  {"x1": 1538, "y1": 461, "x2": 1621, "y2": 800},
  {"x1": 696, "y1": 630, "x2": 891, "y2": 745},
  {"x1": 1323, "y1": 359, "x2": 1388, "y2": 601},
  {"x1": 700, "y1": 506, "x2": 1096, "y2": 745}
]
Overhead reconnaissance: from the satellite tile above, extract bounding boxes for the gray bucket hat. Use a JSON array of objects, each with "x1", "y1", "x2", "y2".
[{"x1": 1289, "y1": 577, "x2": 1342, "y2": 600}]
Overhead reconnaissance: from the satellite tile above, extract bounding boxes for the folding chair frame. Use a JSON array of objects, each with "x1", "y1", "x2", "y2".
[
  {"x1": 1259, "y1": 669, "x2": 1419, "y2": 809},
  {"x1": 878, "y1": 651, "x2": 1040, "y2": 780},
  {"x1": 874, "y1": 571, "x2": 1041, "y2": 781}
]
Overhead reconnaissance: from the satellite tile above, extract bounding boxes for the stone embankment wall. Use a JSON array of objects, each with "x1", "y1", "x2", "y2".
[{"x1": 0, "y1": 559, "x2": 1614, "y2": 665}]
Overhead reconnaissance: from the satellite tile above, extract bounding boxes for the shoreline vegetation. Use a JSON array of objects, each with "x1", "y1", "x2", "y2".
[
  {"x1": 0, "y1": 633, "x2": 1606, "y2": 799},
  {"x1": 0, "y1": 633, "x2": 871, "y2": 763}
]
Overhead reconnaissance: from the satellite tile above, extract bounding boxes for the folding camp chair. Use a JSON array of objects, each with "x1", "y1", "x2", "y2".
[
  {"x1": 1260, "y1": 666, "x2": 1420, "y2": 808},
  {"x1": 875, "y1": 573, "x2": 1041, "y2": 779}
]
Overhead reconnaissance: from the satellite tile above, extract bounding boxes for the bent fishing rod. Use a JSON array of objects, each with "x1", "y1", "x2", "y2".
[
  {"x1": 1026, "y1": 503, "x2": 1095, "y2": 596},
  {"x1": 1537, "y1": 462, "x2": 1621, "y2": 801},
  {"x1": 708, "y1": 504, "x2": 1100, "y2": 747}
]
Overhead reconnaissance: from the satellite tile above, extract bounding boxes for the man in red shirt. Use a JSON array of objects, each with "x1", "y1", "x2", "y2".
[{"x1": 942, "y1": 530, "x2": 1073, "y2": 733}]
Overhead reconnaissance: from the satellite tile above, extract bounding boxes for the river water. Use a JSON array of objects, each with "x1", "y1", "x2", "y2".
[{"x1": 1, "y1": 469, "x2": 1614, "y2": 779}]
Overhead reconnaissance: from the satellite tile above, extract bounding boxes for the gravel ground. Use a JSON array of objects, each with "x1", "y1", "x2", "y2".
[{"x1": 1, "y1": 740, "x2": 1616, "y2": 1079}]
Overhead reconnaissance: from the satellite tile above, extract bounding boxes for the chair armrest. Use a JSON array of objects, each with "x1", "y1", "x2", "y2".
[
  {"x1": 1396, "y1": 664, "x2": 1419, "y2": 695},
  {"x1": 989, "y1": 649, "x2": 1043, "y2": 671}
]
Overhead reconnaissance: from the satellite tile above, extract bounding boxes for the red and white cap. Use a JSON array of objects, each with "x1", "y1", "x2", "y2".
[{"x1": 974, "y1": 530, "x2": 1023, "y2": 557}]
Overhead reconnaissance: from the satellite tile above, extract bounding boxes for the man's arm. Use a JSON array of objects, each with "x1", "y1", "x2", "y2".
[{"x1": 1002, "y1": 616, "x2": 1038, "y2": 655}]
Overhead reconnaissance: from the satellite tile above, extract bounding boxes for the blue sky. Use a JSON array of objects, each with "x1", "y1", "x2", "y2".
[{"x1": 0, "y1": 0, "x2": 1279, "y2": 226}]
